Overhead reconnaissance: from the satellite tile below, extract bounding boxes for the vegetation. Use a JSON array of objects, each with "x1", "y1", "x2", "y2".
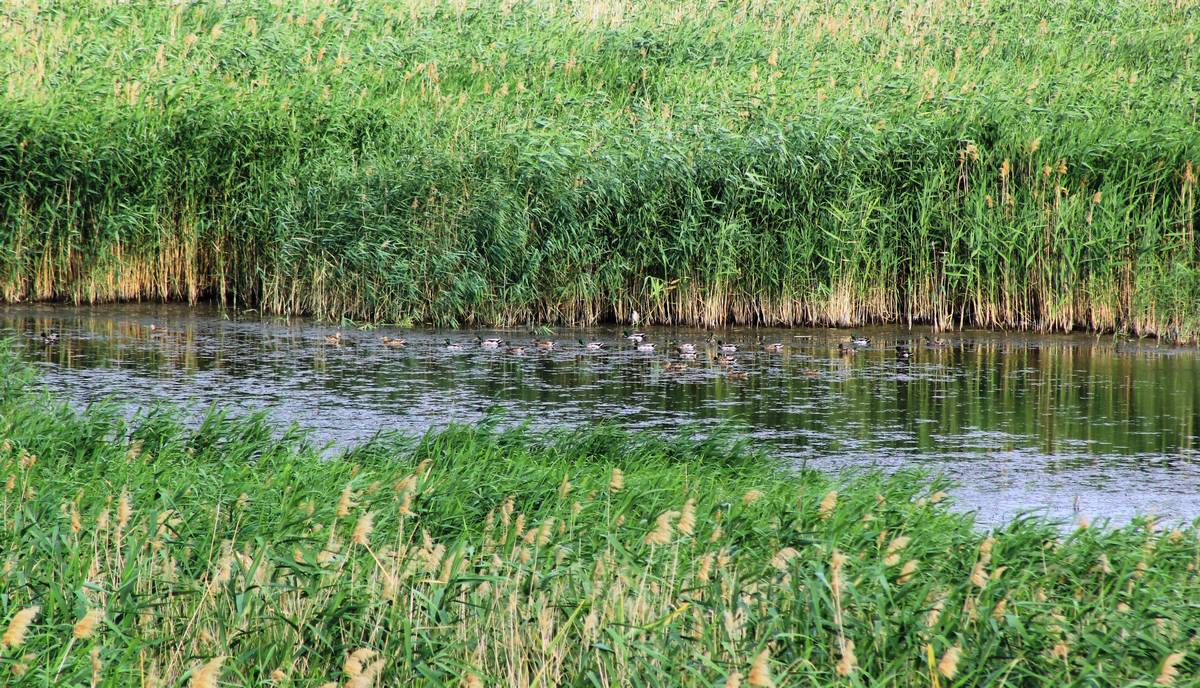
[
  {"x1": 0, "y1": 348, "x2": 1197, "y2": 686},
  {"x1": 1, "y1": 0, "x2": 1198, "y2": 338}
]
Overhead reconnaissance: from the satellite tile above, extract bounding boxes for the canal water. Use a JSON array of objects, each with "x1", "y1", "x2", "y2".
[{"x1": 3, "y1": 303, "x2": 1197, "y2": 526}]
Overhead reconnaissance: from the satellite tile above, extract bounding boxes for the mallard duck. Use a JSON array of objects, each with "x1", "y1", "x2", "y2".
[
  {"x1": 680, "y1": 350, "x2": 698, "y2": 360},
  {"x1": 759, "y1": 336, "x2": 783, "y2": 352},
  {"x1": 505, "y1": 345, "x2": 526, "y2": 355},
  {"x1": 675, "y1": 342, "x2": 696, "y2": 354},
  {"x1": 636, "y1": 341, "x2": 656, "y2": 352},
  {"x1": 532, "y1": 338, "x2": 555, "y2": 350},
  {"x1": 850, "y1": 335, "x2": 870, "y2": 347},
  {"x1": 895, "y1": 344, "x2": 912, "y2": 359},
  {"x1": 623, "y1": 330, "x2": 646, "y2": 343},
  {"x1": 578, "y1": 339, "x2": 606, "y2": 350},
  {"x1": 837, "y1": 342, "x2": 857, "y2": 356},
  {"x1": 477, "y1": 336, "x2": 503, "y2": 349},
  {"x1": 727, "y1": 369, "x2": 750, "y2": 380},
  {"x1": 444, "y1": 339, "x2": 464, "y2": 351},
  {"x1": 663, "y1": 362, "x2": 688, "y2": 373},
  {"x1": 39, "y1": 331, "x2": 59, "y2": 344},
  {"x1": 924, "y1": 336, "x2": 948, "y2": 348},
  {"x1": 802, "y1": 368, "x2": 820, "y2": 378},
  {"x1": 715, "y1": 353, "x2": 737, "y2": 366},
  {"x1": 381, "y1": 336, "x2": 407, "y2": 348},
  {"x1": 324, "y1": 332, "x2": 343, "y2": 345},
  {"x1": 717, "y1": 340, "x2": 737, "y2": 353}
]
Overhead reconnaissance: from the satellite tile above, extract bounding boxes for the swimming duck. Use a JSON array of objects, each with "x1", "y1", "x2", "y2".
[
  {"x1": 715, "y1": 353, "x2": 737, "y2": 366},
  {"x1": 532, "y1": 338, "x2": 555, "y2": 350},
  {"x1": 324, "y1": 332, "x2": 343, "y2": 345},
  {"x1": 505, "y1": 345, "x2": 526, "y2": 355},
  {"x1": 623, "y1": 330, "x2": 646, "y2": 343},
  {"x1": 759, "y1": 337, "x2": 783, "y2": 352},
  {"x1": 675, "y1": 342, "x2": 696, "y2": 354},
  {"x1": 381, "y1": 336, "x2": 407, "y2": 348},
  {"x1": 39, "y1": 331, "x2": 59, "y2": 344},
  {"x1": 636, "y1": 341, "x2": 656, "y2": 352},
  {"x1": 895, "y1": 344, "x2": 912, "y2": 359},
  {"x1": 802, "y1": 368, "x2": 820, "y2": 378},
  {"x1": 663, "y1": 362, "x2": 688, "y2": 373},
  {"x1": 680, "y1": 350, "x2": 698, "y2": 360},
  {"x1": 837, "y1": 342, "x2": 857, "y2": 356},
  {"x1": 924, "y1": 336, "x2": 948, "y2": 348},
  {"x1": 444, "y1": 339, "x2": 465, "y2": 351},
  {"x1": 478, "y1": 336, "x2": 503, "y2": 349},
  {"x1": 850, "y1": 335, "x2": 870, "y2": 347},
  {"x1": 578, "y1": 339, "x2": 606, "y2": 350},
  {"x1": 727, "y1": 369, "x2": 750, "y2": 380},
  {"x1": 716, "y1": 340, "x2": 737, "y2": 353}
]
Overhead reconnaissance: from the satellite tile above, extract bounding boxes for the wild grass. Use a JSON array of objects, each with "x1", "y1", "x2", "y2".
[
  {"x1": 1, "y1": 348, "x2": 1198, "y2": 686},
  {"x1": 0, "y1": 0, "x2": 1198, "y2": 339}
]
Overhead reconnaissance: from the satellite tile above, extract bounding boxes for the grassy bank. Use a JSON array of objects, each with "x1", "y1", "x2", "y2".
[
  {"x1": 0, "y1": 0, "x2": 1197, "y2": 339},
  {"x1": 1, "y1": 350, "x2": 1199, "y2": 685}
]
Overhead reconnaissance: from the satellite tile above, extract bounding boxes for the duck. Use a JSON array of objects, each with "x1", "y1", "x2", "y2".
[
  {"x1": 663, "y1": 362, "x2": 688, "y2": 373},
  {"x1": 578, "y1": 339, "x2": 606, "y2": 350},
  {"x1": 623, "y1": 330, "x2": 646, "y2": 343},
  {"x1": 381, "y1": 336, "x2": 407, "y2": 348},
  {"x1": 924, "y1": 336, "x2": 949, "y2": 349},
  {"x1": 895, "y1": 344, "x2": 913, "y2": 359},
  {"x1": 532, "y1": 338, "x2": 555, "y2": 350},
  {"x1": 635, "y1": 341, "x2": 656, "y2": 352},
  {"x1": 837, "y1": 342, "x2": 857, "y2": 356},
  {"x1": 505, "y1": 345, "x2": 526, "y2": 355},
  {"x1": 674, "y1": 342, "x2": 696, "y2": 354},
  {"x1": 715, "y1": 353, "x2": 737, "y2": 366},
  {"x1": 716, "y1": 340, "x2": 737, "y2": 353},
  {"x1": 444, "y1": 339, "x2": 465, "y2": 351},
  {"x1": 679, "y1": 350, "x2": 698, "y2": 360},
  {"x1": 477, "y1": 336, "x2": 503, "y2": 349},
  {"x1": 324, "y1": 332, "x2": 343, "y2": 345},
  {"x1": 759, "y1": 336, "x2": 783, "y2": 352},
  {"x1": 727, "y1": 369, "x2": 750, "y2": 380},
  {"x1": 850, "y1": 335, "x2": 870, "y2": 347},
  {"x1": 802, "y1": 368, "x2": 820, "y2": 378},
  {"x1": 39, "y1": 331, "x2": 59, "y2": 344}
]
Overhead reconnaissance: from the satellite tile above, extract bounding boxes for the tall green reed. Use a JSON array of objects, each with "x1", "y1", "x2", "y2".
[{"x1": 0, "y1": 0, "x2": 1197, "y2": 339}]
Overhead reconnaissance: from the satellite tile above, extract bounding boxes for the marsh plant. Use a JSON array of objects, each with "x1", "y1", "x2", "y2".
[
  {"x1": 0, "y1": 0, "x2": 1197, "y2": 339},
  {"x1": 0, "y1": 349, "x2": 1197, "y2": 685}
]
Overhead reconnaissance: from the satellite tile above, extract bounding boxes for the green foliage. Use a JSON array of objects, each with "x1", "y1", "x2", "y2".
[{"x1": 0, "y1": 0, "x2": 1198, "y2": 339}]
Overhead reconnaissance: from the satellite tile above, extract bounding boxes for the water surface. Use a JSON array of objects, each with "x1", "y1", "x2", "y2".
[{"x1": 3, "y1": 303, "x2": 1198, "y2": 526}]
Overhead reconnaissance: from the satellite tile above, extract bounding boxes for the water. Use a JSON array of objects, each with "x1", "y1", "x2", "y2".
[{"x1": 3, "y1": 303, "x2": 1198, "y2": 526}]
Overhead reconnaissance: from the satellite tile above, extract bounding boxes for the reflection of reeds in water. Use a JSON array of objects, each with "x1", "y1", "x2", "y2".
[
  {"x1": 5, "y1": 313, "x2": 1199, "y2": 458},
  {"x1": 1, "y1": 347, "x2": 1198, "y2": 685},
  {"x1": 0, "y1": 0, "x2": 1197, "y2": 340}
]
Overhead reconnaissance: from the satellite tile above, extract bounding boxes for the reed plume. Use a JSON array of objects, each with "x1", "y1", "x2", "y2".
[
  {"x1": 74, "y1": 607, "x2": 104, "y2": 639},
  {"x1": 2, "y1": 606, "x2": 39, "y2": 648},
  {"x1": 189, "y1": 656, "x2": 225, "y2": 688}
]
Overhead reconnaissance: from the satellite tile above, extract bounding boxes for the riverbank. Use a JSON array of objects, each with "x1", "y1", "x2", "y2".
[
  {"x1": 1, "y1": 348, "x2": 1197, "y2": 686},
  {"x1": 2, "y1": 1, "x2": 1198, "y2": 340}
]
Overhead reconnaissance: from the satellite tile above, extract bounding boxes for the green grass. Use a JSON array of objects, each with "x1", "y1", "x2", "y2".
[
  {"x1": 1, "y1": 0, "x2": 1198, "y2": 339},
  {"x1": 0, "y1": 347, "x2": 1198, "y2": 686}
]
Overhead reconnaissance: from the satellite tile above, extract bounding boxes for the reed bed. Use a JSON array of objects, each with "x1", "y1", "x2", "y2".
[
  {"x1": 1, "y1": 349, "x2": 1198, "y2": 686},
  {"x1": 1, "y1": 0, "x2": 1198, "y2": 339}
]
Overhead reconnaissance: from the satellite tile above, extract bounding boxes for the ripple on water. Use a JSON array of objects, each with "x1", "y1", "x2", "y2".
[{"x1": 2, "y1": 302, "x2": 1199, "y2": 527}]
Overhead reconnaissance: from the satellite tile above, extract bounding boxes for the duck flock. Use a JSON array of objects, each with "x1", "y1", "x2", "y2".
[
  {"x1": 308, "y1": 329, "x2": 953, "y2": 380},
  {"x1": 31, "y1": 325, "x2": 956, "y2": 381}
]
